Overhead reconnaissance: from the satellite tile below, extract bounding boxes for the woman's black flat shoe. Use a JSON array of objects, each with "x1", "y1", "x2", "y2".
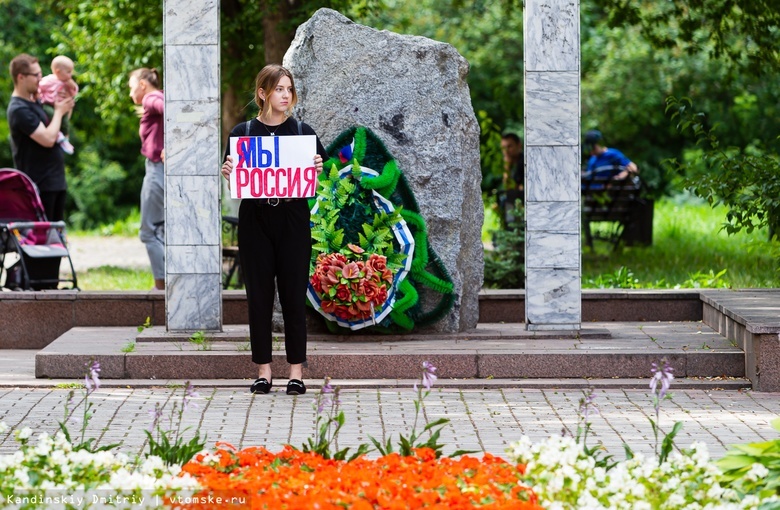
[
  {"x1": 250, "y1": 378, "x2": 273, "y2": 394},
  {"x1": 286, "y1": 379, "x2": 306, "y2": 395}
]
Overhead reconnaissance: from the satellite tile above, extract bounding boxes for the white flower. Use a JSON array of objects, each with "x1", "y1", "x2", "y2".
[
  {"x1": 16, "y1": 427, "x2": 32, "y2": 440},
  {"x1": 689, "y1": 441, "x2": 711, "y2": 466},
  {"x1": 33, "y1": 433, "x2": 53, "y2": 457},
  {"x1": 138, "y1": 455, "x2": 165, "y2": 476},
  {"x1": 14, "y1": 467, "x2": 30, "y2": 485},
  {"x1": 745, "y1": 462, "x2": 769, "y2": 482}
]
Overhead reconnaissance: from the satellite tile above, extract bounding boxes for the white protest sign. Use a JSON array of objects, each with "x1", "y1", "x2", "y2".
[{"x1": 228, "y1": 135, "x2": 318, "y2": 199}]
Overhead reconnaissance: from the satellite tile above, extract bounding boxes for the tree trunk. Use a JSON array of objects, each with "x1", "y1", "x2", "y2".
[
  {"x1": 262, "y1": 0, "x2": 298, "y2": 64},
  {"x1": 220, "y1": 0, "x2": 256, "y2": 143},
  {"x1": 221, "y1": 86, "x2": 243, "y2": 147},
  {"x1": 220, "y1": 0, "x2": 300, "y2": 140}
]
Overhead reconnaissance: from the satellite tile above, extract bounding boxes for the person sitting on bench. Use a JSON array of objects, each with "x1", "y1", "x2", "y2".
[{"x1": 582, "y1": 130, "x2": 639, "y2": 184}]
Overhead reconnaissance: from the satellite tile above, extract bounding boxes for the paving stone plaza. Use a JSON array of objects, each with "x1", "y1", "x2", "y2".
[{"x1": 1, "y1": 381, "x2": 779, "y2": 460}]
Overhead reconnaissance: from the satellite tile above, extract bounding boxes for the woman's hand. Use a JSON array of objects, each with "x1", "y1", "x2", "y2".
[
  {"x1": 314, "y1": 154, "x2": 323, "y2": 175},
  {"x1": 222, "y1": 156, "x2": 234, "y2": 180},
  {"x1": 222, "y1": 155, "x2": 233, "y2": 189}
]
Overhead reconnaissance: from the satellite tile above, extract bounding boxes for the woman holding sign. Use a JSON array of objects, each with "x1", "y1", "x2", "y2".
[
  {"x1": 221, "y1": 64, "x2": 326, "y2": 396},
  {"x1": 129, "y1": 67, "x2": 166, "y2": 291}
]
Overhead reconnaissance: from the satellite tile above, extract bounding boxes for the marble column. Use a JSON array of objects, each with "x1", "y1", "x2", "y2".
[
  {"x1": 163, "y1": 0, "x2": 222, "y2": 331},
  {"x1": 524, "y1": 0, "x2": 581, "y2": 330}
]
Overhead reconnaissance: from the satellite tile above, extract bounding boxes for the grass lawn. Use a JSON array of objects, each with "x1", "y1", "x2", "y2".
[
  {"x1": 76, "y1": 266, "x2": 154, "y2": 291},
  {"x1": 484, "y1": 193, "x2": 780, "y2": 289},
  {"x1": 583, "y1": 196, "x2": 780, "y2": 288}
]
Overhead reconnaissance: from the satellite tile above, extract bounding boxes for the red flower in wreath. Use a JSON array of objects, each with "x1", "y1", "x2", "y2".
[{"x1": 311, "y1": 248, "x2": 391, "y2": 321}]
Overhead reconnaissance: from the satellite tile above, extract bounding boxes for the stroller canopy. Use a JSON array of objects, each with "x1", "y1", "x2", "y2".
[
  {"x1": 0, "y1": 168, "x2": 46, "y2": 222},
  {"x1": 0, "y1": 168, "x2": 78, "y2": 290}
]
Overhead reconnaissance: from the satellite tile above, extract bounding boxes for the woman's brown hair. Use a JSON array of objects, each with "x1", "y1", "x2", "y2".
[
  {"x1": 129, "y1": 68, "x2": 161, "y2": 89},
  {"x1": 254, "y1": 64, "x2": 297, "y2": 119}
]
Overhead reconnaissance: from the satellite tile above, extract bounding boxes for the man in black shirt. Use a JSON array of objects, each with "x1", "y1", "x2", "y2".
[
  {"x1": 501, "y1": 131, "x2": 524, "y2": 193},
  {"x1": 7, "y1": 53, "x2": 73, "y2": 221},
  {"x1": 497, "y1": 131, "x2": 524, "y2": 227}
]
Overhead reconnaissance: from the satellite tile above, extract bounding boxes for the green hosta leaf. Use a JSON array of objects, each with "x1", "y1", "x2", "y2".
[
  {"x1": 731, "y1": 443, "x2": 777, "y2": 456},
  {"x1": 717, "y1": 454, "x2": 759, "y2": 471}
]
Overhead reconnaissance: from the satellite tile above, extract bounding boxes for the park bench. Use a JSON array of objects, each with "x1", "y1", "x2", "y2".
[
  {"x1": 494, "y1": 188, "x2": 524, "y2": 228},
  {"x1": 581, "y1": 166, "x2": 651, "y2": 251},
  {"x1": 222, "y1": 215, "x2": 242, "y2": 289}
]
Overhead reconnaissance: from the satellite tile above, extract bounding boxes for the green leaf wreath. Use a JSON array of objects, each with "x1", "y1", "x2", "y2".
[{"x1": 308, "y1": 126, "x2": 456, "y2": 333}]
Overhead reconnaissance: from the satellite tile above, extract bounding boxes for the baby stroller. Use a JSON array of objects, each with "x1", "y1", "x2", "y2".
[{"x1": 0, "y1": 168, "x2": 78, "y2": 290}]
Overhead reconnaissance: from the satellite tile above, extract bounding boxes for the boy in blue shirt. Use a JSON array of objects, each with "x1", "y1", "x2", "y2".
[{"x1": 582, "y1": 130, "x2": 638, "y2": 182}]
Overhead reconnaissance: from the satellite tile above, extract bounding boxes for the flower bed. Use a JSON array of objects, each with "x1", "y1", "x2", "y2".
[
  {"x1": 506, "y1": 435, "x2": 780, "y2": 510},
  {"x1": 0, "y1": 424, "x2": 198, "y2": 509},
  {"x1": 2, "y1": 360, "x2": 779, "y2": 509},
  {"x1": 177, "y1": 444, "x2": 541, "y2": 509}
]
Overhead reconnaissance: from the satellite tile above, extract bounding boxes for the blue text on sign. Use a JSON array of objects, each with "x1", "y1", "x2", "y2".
[{"x1": 236, "y1": 136, "x2": 280, "y2": 168}]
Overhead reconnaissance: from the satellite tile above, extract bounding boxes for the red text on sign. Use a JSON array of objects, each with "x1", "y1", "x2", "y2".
[{"x1": 235, "y1": 167, "x2": 317, "y2": 199}]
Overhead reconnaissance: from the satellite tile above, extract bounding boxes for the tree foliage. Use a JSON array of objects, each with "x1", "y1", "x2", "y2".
[
  {"x1": 599, "y1": 0, "x2": 780, "y2": 76},
  {"x1": 48, "y1": 0, "x2": 162, "y2": 139},
  {"x1": 0, "y1": 0, "x2": 382, "y2": 227},
  {"x1": 602, "y1": 1, "x2": 780, "y2": 243},
  {"x1": 0, "y1": 0, "x2": 64, "y2": 166},
  {"x1": 666, "y1": 96, "x2": 780, "y2": 238},
  {"x1": 2, "y1": 0, "x2": 779, "y2": 232}
]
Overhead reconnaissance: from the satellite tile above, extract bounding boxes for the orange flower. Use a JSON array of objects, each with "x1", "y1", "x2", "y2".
[
  {"x1": 362, "y1": 280, "x2": 379, "y2": 301},
  {"x1": 381, "y1": 268, "x2": 393, "y2": 283},
  {"x1": 341, "y1": 262, "x2": 361, "y2": 280},
  {"x1": 355, "y1": 299, "x2": 372, "y2": 312},
  {"x1": 311, "y1": 273, "x2": 323, "y2": 293},
  {"x1": 175, "y1": 446, "x2": 541, "y2": 510},
  {"x1": 375, "y1": 284, "x2": 388, "y2": 305},
  {"x1": 366, "y1": 253, "x2": 387, "y2": 272}
]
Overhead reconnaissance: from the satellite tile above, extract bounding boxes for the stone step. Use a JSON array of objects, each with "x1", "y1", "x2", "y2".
[
  {"x1": 35, "y1": 323, "x2": 746, "y2": 385},
  {"x1": 1, "y1": 289, "x2": 704, "y2": 349}
]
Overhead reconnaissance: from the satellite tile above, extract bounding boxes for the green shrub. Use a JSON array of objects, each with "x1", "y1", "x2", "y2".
[
  {"x1": 718, "y1": 417, "x2": 780, "y2": 500},
  {"x1": 66, "y1": 148, "x2": 131, "y2": 230},
  {"x1": 483, "y1": 201, "x2": 525, "y2": 289}
]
